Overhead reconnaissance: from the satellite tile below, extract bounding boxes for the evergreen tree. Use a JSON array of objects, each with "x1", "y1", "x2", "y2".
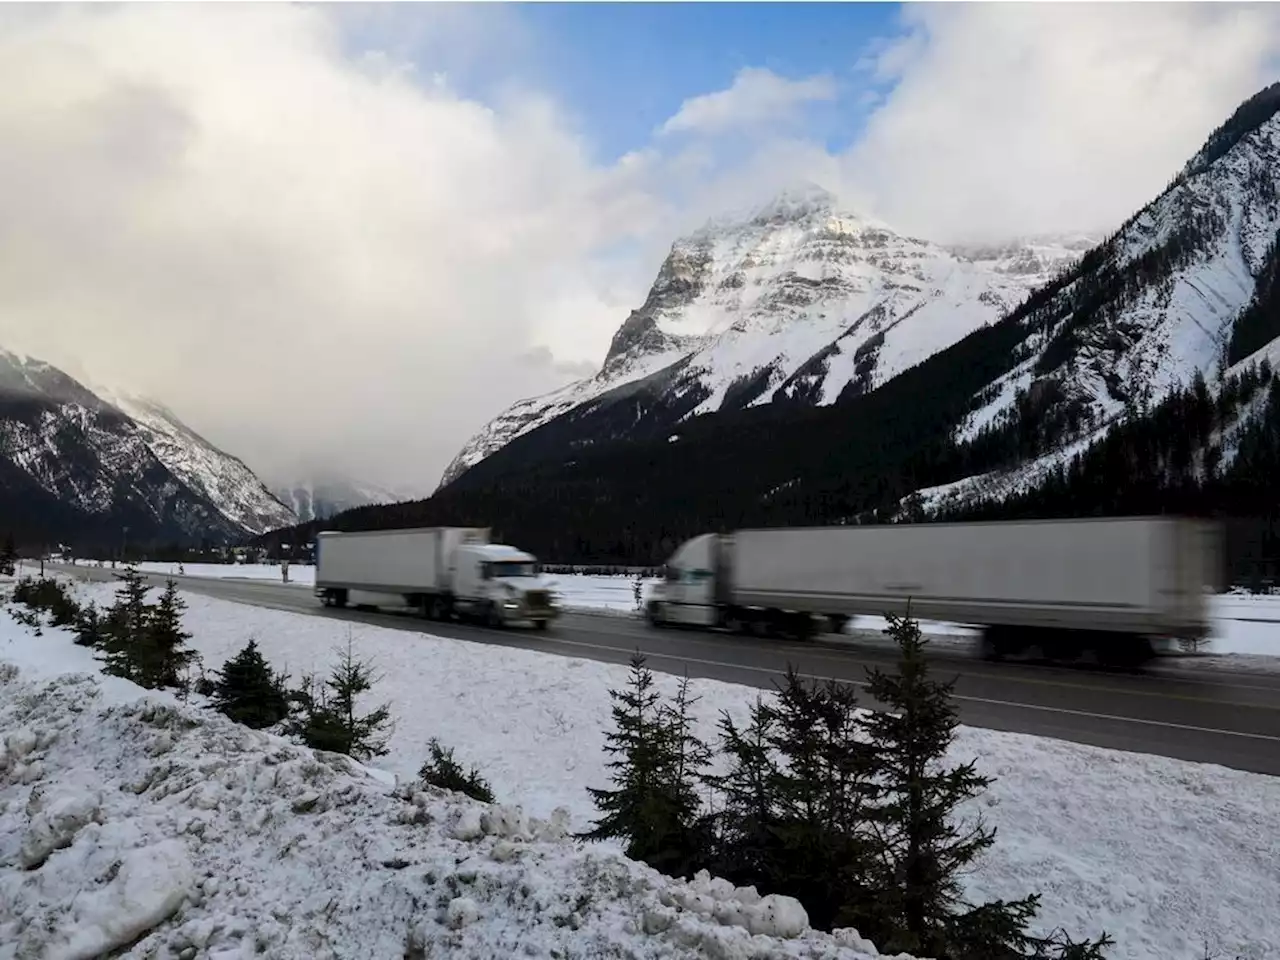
[
  {"x1": 582, "y1": 656, "x2": 711, "y2": 877},
  {"x1": 0, "y1": 533, "x2": 15, "y2": 577},
  {"x1": 862, "y1": 614, "x2": 1112, "y2": 959},
  {"x1": 288, "y1": 636, "x2": 392, "y2": 761},
  {"x1": 417, "y1": 739, "x2": 495, "y2": 803},
  {"x1": 73, "y1": 602, "x2": 103, "y2": 648},
  {"x1": 702, "y1": 697, "x2": 784, "y2": 889},
  {"x1": 98, "y1": 565, "x2": 152, "y2": 684},
  {"x1": 136, "y1": 580, "x2": 198, "y2": 691},
  {"x1": 212, "y1": 639, "x2": 291, "y2": 729},
  {"x1": 759, "y1": 668, "x2": 880, "y2": 931}
]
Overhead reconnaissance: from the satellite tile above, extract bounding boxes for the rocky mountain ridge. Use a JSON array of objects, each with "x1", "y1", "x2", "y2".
[{"x1": 439, "y1": 184, "x2": 1095, "y2": 487}]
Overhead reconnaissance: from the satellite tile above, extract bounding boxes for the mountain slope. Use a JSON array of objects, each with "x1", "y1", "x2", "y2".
[
  {"x1": 439, "y1": 185, "x2": 1092, "y2": 487},
  {"x1": 261, "y1": 83, "x2": 1280, "y2": 567},
  {"x1": 95, "y1": 389, "x2": 296, "y2": 535},
  {"x1": 0, "y1": 348, "x2": 293, "y2": 548}
]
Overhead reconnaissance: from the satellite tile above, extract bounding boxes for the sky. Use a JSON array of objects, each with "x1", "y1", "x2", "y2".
[{"x1": 1, "y1": 2, "x2": 1279, "y2": 495}]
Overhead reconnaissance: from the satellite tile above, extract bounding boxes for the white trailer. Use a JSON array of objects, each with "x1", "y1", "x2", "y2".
[
  {"x1": 647, "y1": 517, "x2": 1222, "y2": 666},
  {"x1": 314, "y1": 527, "x2": 559, "y2": 629}
]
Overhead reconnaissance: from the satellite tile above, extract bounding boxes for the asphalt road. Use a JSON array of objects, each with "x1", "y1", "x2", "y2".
[{"x1": 53, "y1": 564, "x2": 1280, "y2": 778}]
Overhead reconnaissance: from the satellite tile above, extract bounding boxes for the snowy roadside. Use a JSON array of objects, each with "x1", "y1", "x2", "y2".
[
  {"x1": 3, "y1": 576, "x2": 1279, "y2": 960},
  {"x1": 0, "y1": 665, "x2": 890, "y2": 960}
]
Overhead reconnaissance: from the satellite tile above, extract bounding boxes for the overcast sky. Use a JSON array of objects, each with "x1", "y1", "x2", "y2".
[{"x1": 0, "y1": 2, "x2": 1277, "y2": 493}]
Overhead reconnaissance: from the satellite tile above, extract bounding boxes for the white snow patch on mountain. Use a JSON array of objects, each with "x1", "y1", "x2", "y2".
[{"x1": 441, "y1": 186, "x2": 1093, "y2": 487}]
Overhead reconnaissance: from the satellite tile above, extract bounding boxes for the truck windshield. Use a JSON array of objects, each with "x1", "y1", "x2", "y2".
[{"x1": 489, "y1": 561, "x2": 536, "y2": 578}]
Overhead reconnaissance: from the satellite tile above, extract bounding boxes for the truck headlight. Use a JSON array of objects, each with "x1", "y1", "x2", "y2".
[{"x1": 504, "y1": 600, "x2": 520, "y2": 610}]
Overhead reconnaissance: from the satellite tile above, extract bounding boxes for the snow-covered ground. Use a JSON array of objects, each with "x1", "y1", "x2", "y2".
[
  {"x1": 3, "y1": 574, "x2": 1278, "y2": 960},
  {"x1": 67, "y1": 563, "x2": 1280, "y2": 660},
  {"x1": 0, "y1": 666, "x2": 877, "y2": 960}
]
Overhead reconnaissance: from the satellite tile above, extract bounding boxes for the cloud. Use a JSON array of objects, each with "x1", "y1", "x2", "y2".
[
  {"x1": 845, "y1": 3, "x2": 1280, "y2": 243},
  {"x1": 2, "y1": 3, "x2": 1279, "y2": 497},
  {"x1": 0, "y1": 3, "x2": 660, "y2": 492},
  {"x1": 658, "y1": 67, "x2": 837, "y2": 137}
]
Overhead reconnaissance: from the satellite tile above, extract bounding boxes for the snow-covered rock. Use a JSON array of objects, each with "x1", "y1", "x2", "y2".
[
  {"x1": 0, "y1": 666, "x2": 891, "y2": 960},
  {"x1": 440, "y1": 183, "x2": 1093, "y2": 486}
]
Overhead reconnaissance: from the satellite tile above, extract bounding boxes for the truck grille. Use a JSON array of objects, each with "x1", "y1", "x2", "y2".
[{"x1": 525, "y1": 589, "x2": 552, "y2": 610}]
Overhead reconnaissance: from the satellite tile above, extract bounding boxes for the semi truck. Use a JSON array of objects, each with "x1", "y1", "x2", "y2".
[
  {"x1": 646, "y1": 516, "x2": 1223, "y2": 666},
  {"x1": 314, "y1": 527, "x2": 559, "y2": 630}
]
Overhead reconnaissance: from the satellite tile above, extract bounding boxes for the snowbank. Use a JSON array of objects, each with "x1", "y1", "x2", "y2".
[
  {"x1": 0, "y1": 666, "x2": 890, "y2": 960},
  {"x1": 4, "y1": 579, "x2": 1279, "y2": 959}
]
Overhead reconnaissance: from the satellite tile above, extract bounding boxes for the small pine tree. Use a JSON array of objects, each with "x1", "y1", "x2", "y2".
[
  {"x1": 418, "y1": 739, "x2": 495, "y2": 803},
  {"x1": 98, "y1": 566, "x2": 152, "y2": 683},
  {"x1": 702, "y1": 697, "x2": 783, "y2": 888},
  {"x1": 581, "y1": 656, "x2": 711, "y2": 877},
  {"x1": 212, "y1": 639, "x2": 291, "y2": 729},
  {"x1": 137, "y1": 580, "x2": 198, "y2": 691},
  {"x1": 73, "y1": 602, "x2": 103, "y2": 648},
  {"x1": 0, "y1": 533, "x2": 16, "y2": 577},
  {"x1": 863, "y1": 614, "x2": 1113, "y2": 959},
  {"x1": 760, "y1": 668, "x2": 880, "y2": 932},
  {"x1": 288, "y1": 636, "x2": 392, "y2": 761}
]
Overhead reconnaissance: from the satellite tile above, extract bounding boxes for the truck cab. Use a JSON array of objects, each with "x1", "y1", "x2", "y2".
[
  {"x1": 647, "y1": 533, "x2": 722, "y2": 627},
  {"x1": 451, "y1": 543, "x2": 559, "y2": 629}
]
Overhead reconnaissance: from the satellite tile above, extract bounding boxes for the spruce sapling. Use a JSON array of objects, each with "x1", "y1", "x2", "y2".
[
  {"x1": 760, "y1": 668, "x2": 879, "y2": 932},
  {"x1": 581, "y1": 655, "x2": 711, "y2": 877},
  {"x1": 289, "y1": 634, "x2": 392, "y2": 761},
  {"x1": 137, "y1": 579, "x2": 198, "y2": 691},
  {"x1": 417, "y1": 739, "x2": 495, "y2": 803},
  {"x1": 863, "y1": 613, "x2": 1113, "y2": 959},
  {"x1": 212, "y1": 639, "x2": 291, "y2": 729},
  {"x1": 98, "y1": 565, "x2": 152, "y2": 683}
]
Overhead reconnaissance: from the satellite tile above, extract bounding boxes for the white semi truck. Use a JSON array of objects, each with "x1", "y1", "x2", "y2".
[
  {"x1": 314, "y1": 527, "x2": 559, "y2": 630},
  {"x1": 646, "y1": 516, "x2": 1222, "y2": 666}
]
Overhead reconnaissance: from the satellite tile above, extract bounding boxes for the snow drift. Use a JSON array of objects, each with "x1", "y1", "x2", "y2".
[{"x1": 0, "y1": 665, "x2": 899, "y2": 960}]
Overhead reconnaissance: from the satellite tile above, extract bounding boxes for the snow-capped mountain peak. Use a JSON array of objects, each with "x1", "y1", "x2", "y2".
[{"x1": 439, "y1": 186, "x2": 1094, "y2": 488}]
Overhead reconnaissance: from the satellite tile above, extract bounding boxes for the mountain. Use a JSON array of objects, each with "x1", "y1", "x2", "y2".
[
  {"x1": 273, "y1": 477, "x2": 410, "y2": 524},
  {"x1": 894, "y1": 81, "x2": 1280, "y2": 521},
  {"x1": 258, "y1": 82, "x2": 1280, "y2": 574},
  {"x1": 0, "y1": 348, "x2": 295, "y2": 548},
  {"x1": 92, "y1": 388, "x2": 297, "y2": 536},
  {"x1": 439, "y1": 182, "x2": 1094, "y2": 487}
]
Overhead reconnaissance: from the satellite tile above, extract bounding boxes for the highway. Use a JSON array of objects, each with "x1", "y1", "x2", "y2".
[{"x1": 55, "y1": 564, "x2": 1280, "y2": 778}]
